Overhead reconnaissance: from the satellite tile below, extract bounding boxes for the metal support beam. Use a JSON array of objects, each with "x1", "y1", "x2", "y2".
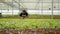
[
  {"x1": 41, "y1": 0, "x2": 43, "y2": 15},
  {"x1": 19, "y1": 0, "x2": 20, "y2": 10},
  {"x1": 0, "y1": 0, "x2": 19, "y2": 9},
  {"x1": 58, "y1": 0, "x2": 59, "y2": 14},
  {"x1": 51, "y1": 0, "x2": 53, "y2": 19},
  {"x1": 35, "y1": 0, "x2": 41, "y2": 10},
  {"x1": 12, "y1": 0, "x2": 13, "y2": 16},
  {"x1": 13, "y1": 0, "x2": 25, "y2": 9},
  {"x1": 0, "y1": 0, "x2": 15, "y2": 7}
]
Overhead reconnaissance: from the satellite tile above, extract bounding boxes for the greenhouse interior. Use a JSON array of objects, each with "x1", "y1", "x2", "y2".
[
  {"x1": 0, "y1": 0, "x2": 60, "y2": 34},
  {"x1": 0, "y1": 0, "x2": 60, "y2": 19}
]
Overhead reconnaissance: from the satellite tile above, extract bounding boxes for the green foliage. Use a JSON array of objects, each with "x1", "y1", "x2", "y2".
[
  {"x1": 1, "y1": 15, "x2": 60, "y2": 19},
  {"x1": 0, "y1": 19, "x2": 60, "y2": 29}
]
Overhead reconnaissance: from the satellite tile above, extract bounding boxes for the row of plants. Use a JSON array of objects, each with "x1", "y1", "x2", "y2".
[{"x1": 0, "y1": 19, "x2": 60, "y2": 30}]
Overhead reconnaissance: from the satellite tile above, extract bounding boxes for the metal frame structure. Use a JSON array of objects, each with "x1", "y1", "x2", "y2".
[{"x1": 0, "y1": 0, "x2": 60, "y2": 19}]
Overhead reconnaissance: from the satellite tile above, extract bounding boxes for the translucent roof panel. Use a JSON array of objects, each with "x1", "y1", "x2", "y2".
[{"x1": 0, "y1": 0, "x2": 60, "y2": 10}]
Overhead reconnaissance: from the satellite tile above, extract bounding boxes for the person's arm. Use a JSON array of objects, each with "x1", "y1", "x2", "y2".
[
  {"x1": 20, "y1": 13, "x2": 22, "y2": 16},
  {"x1": 26, "y1": 13, "x2": 28, "y2": 16}
]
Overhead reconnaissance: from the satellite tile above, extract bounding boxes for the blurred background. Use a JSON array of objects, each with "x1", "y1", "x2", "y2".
[{"x1": 0, "y1": 0, "x2": 60, "y2": 19}]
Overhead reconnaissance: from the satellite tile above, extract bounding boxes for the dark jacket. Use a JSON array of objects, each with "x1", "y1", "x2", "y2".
[{"x1": 20, "y1": 12, "x2": 28, "y2": 17}]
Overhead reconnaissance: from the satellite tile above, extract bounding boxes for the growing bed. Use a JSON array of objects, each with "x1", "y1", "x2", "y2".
[
  {"x1": 0, "y1": 18, "x2": 60, "y2": 34},
  {"x1": 0, "y1": 18, "x2": 60, "y2": 29}
]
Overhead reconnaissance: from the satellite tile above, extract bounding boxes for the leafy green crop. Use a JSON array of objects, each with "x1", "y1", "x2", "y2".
[{"x1": 0, "y1": 19, "x2": 60, "y2": 29}]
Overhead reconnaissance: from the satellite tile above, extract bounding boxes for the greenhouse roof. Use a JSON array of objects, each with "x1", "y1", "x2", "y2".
[{"x1": 0, "y1": 0, "x2": 59, "y2": 10}]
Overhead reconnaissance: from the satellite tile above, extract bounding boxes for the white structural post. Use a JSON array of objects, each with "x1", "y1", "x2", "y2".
[
  {"x1": 51, "y1": 0, "x2": 53, "y2": 19},
  {"x1": 12, "y1": 0, "x2": 13, "y2": 16},
  {"x1": 58, "y1": 0, "x2": 59, "y2": 15},
  {"x1": 1, "y1": 5, "x2": 2, "y2": 13},
  {"x1": 19, "y1": 0, "x2": 21, "y2": 17},
  {"x1": 41, "y1": 0, "x2": 43, "y2": 16},
  {"x1": 19, "y1": 0, "x2": 20, "y2": 12}
]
